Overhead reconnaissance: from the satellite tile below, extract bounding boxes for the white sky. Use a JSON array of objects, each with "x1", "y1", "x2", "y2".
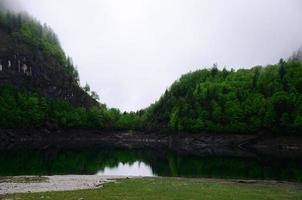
[{"x1": 4, "y1": 0, "x2": 302, "y2": 111}]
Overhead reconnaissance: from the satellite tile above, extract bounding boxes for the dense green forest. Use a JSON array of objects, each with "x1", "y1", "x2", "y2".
[
  {"x1": 0, "y1": 12, "x2": 62, "y2": 59},
  {"x1": 0, "y1": 11, "x2": 142, "y2": 131},
  {"x1": 0, "y1": 11, "x2": 79, "y2": 82},
  {"x1": 144, "y1": 60, "x2": 302, "y2": 134},
  {"x1": 0, "y1": 84, "x2": 142, "y2": 130},
  {"x1": 2, "y1": 60, "x2": 302, "y2": 135},
  {"x1": 1, "y1": 10, "x2": 302, "y2": 134}
]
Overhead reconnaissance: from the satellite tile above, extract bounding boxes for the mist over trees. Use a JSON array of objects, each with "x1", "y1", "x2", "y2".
[
  {"x1": 290, "y1": 47, "x2": 302, "y2": 62},
  {"x1": 0, "y1": 0, "x2": 22, "y2": 12},
  {"x1": 0, "y1": 10, "x2": 81, "y2": 84},
  {"x1": 1, "y1": 8, "x2": 302, "y2": 135},
  {"x1": 0, "y1": 10, "x2": 144, "y2": 131}
]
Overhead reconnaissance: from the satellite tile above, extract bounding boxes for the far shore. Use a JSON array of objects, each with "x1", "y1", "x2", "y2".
[{"x1": 1, "y1": 129, "x2": 302, "y2": 158}]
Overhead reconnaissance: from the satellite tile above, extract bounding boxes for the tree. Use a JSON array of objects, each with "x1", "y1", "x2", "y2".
[
  {"x1": 290, "y1": 47, "x2": 302, "y2": 61},
  {"x1": 211, "y1": 63, "x2": 219, "y2": 76},
  {"x1": 279, "y1": 59, "x2": 287, "y2": 90},
  {"x1": 91, "y1": 91, "x2": 100, "y2": 101},
  {"x1": 83, "y1": 83, "x2": 90, "y2": 93}
]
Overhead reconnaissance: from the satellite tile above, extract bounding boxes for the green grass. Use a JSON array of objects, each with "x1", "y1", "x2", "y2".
[{"x1": 1, "y1": 178, "x2": 302, "y2": 200}]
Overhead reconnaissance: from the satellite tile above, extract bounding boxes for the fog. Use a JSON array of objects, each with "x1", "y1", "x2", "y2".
[
  {"x1": 2, "y1": 0, "x2": 302, "y2": 111},
  {"x1": 0, "y1": 0, "x2": 22, "y2": 11}
]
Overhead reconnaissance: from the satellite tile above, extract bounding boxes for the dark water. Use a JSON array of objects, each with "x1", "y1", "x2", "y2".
[{"x1": 0, "y1": 148, "x2": 301, "y2": 182}]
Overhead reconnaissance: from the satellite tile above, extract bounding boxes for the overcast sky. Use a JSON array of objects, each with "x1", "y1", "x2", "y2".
[{"x1": 3, "y1": 0, "x2": 302, "y2": 111}]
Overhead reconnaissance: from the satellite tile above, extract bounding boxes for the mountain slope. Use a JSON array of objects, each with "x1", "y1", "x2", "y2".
[
  {"x1": 0, "y1": 12, "x2": 97, "y2": 107},
  {"x1": 143, "y1": 60, "x2": 302, "y2": 134},
  {"x1": 0, "y1": 11, "x2": 113, "y2": 130}
]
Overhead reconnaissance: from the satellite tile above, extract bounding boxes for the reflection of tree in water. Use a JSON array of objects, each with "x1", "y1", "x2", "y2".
[
  {"x1": 0, "y1": 148, "x2": 151, "y2": 176},
  {"x1": 0, "y1": 148, "x2": 301, "y2": 182}
]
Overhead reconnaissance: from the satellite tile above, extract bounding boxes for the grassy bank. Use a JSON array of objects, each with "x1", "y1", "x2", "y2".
[{"x1": 1, "y1": 178, "x2": 302, "y2": 200}]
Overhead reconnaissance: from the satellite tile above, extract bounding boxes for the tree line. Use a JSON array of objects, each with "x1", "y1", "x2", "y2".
[
  {"x1": 1, "y1": 10, "x2": 302, "y2": 135},
  {"x1": 143, "y1": 59, "x2": 302, "y2": 134},
  {"x1": 2, "y1": 59, "x2": 302, "y2": 135},
  {"x1": 0, "y1": 83, "x2": 143, "y2": 131}
]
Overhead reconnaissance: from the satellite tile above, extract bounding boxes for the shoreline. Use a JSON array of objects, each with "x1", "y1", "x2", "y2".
[
  {"x1": 0, "y1": 175, "x2": 126, "y2": 195},
  {"x1": 1, "y1": 175, "x2": 302, "y2": 195},
  {"x1": 1, "y1": 129, "x2": 302, "y2": 158}
]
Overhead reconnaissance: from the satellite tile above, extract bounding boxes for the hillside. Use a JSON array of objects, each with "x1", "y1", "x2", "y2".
[
  {"x1": 0, "y1": 12, "x2": 97, "y2": 107},
  {"x1": 1, "y1": 11, "x2": 302, "y2": 135},
  {"x1": 0, "y1": 10, "x2": 145, "y2": 131},
  {"x1": 0, "y1": 11, "x2": 113, "y2": 129},
  {"x1": 143, "y1": 60, "x2": 302, "y2": 134}
]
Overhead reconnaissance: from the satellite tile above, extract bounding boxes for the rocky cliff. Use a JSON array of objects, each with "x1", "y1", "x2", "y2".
[{"x1": 0, "y1": 14, "x2": 98, "y2": 108}]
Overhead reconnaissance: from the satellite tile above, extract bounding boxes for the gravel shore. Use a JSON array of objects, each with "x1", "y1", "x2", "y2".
[
  {"x1": 1, "y1": 175, "x2": 301, "y2": 195},
  {"x1": 0, "y1": 175, "x2": 127, "y2": 194}
]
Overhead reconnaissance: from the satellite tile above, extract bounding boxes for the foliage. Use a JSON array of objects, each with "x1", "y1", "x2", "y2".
[
  {"x1": 143, "y1": 60, "x2": 302, "y2": 134},
  {"x1": 1, "y1": 11, "x2": 302, "y2": 135},
  {"x1": 2, "y1": 60, "x2": 302, "y2": 134},
  {"x1": 83, "y1": 83, "x2": 91, "y2": 93},
  {"x1": 0, "y1": 11, "x2": 80, "y2": 83},
  {"x1": 1, "y1": 148, "x2": 301, "y2": 182},
  {"x1": 0, "y1": 84, "x2": 140, "y2": 131}
]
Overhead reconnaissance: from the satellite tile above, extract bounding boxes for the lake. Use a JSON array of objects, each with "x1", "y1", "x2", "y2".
[{"x1": 0, "y1": 147, "x2": 301, "y2": 182}]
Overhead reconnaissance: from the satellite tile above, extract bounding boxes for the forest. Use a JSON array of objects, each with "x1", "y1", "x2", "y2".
[
  {"x1": 1, "y1": 10, "x2": 302, "y2": 135},
  {"x1": 144, "y1": 59, "x2": 302, "y2": 134},
  {"x1": 0, "y1": 11, "x2": 79, "y2": 83},
  {"x1": 1, "y1": 59, "x2": 302, "y2": 135},
  {"x1": 0, "y1": 83, "x2": 143, "y2": 131}
]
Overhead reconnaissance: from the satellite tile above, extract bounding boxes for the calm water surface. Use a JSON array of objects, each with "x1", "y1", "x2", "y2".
[{"x1": 0, "y1": 148, "x2": 301, "y2": 182}]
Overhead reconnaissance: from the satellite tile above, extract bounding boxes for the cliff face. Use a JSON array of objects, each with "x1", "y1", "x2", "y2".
[{"x1": 0, "y1": 29, "x2": 98, "y2": 107}]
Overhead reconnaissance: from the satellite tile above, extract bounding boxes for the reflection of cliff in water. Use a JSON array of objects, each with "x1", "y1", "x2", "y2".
[
  {"x1": 0, "y1": 148, "x2": 301, "y2": 182},
  {"x1": 2, "y1": 131, "x2": 302, "y2": 160}
]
